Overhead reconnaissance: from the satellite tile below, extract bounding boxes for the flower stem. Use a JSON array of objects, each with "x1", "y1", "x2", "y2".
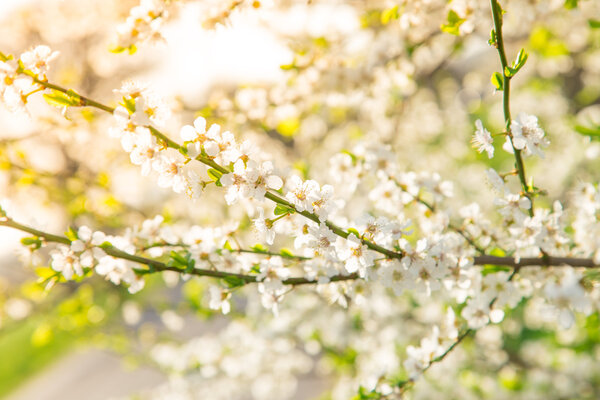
[{"x1": 490, "y1": 0, "x2": 534, "y2": 217}]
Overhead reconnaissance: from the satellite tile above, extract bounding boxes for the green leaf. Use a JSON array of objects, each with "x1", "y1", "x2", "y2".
[
  {"x1": 488, "y1": 29, "x2": 497, "y2": 46},
  {"x1": 274, "y1": 204, "x2": 294, "y2": 215},
  {"x1": 21, "y1": 236, "x2": 42, "y2": 249},
  {"x1": 589, "y1": 19, "x2": 600, "y2": 29},
  {"x1": 223, "y1": 276, "x2": 246, "y2": 288},
  {"x1": 575, "y1": 124, "x2": 600, "y2": 140},
  {"x1": 491, "y1": 72, "x2": 504, "y2": 91},
  {"x1": 529, "y1": 27, "x2": 569, "y2": 58},
  {"x1": 341, "y1": 150, "x2": 358, "y2": 163},
  {"x1": 440, "y1": 10, "x2": 465, "y2": 36},
  {"x1": 109, "y1": 45, "x2": 126, "y2": 54},
  {"x1": 185, "y1": 258, "x2": 196, "y2": 273},
  {"x1": 168, "y1": 250, "x2": 190, "y2": 267},
  {"x1": 207, "y1": 168, "x2": 222, "y2": 181},
  {"x1": 564, "y1": 0, "x2": 578, "y2": 9},
  {"x1": 505, "y1": 48, "x2": 529, "y2": 77},
  {"x1": 43, "y1": 90, "x2": 81, "y2": 108},
  {"x1": 65, "y1": 227, "x2": 78, "y2": 241},
  {"x1": 276, "y1": 117, "x2": 300, "y2": 137},
  {"x1": 279, "y1": 248, "x2": 294, "y2": 258},
  {"x1": 251, "y1": 243, "x2": 268, "y2": 253},
  {"x1": 223, "y1": 240, "x2": 233, "y2": 251},
  {"x1": 98, "y1": 241, "x2": 114, "y2": 249},
  {"x1": 347, "y1": 228, "x2": 360, "y2": 238},
  {"x1": 280, "y1": 59, "x2": 297, "y2": 71},
  {"x1": 482, "y1": 265, "x2": 512, "y2": 275},
  {"x1": 0, "y1": 51, "x2": 12, "y2": 62},
  {"x1": 380, "y1": 5, "x2": 399, "y2": 25},
  {"x1": 488, "y1": 247, "x2": 506, "y2": 257},
  {"x1": 123, "y1": 97, "x2": 136, "y2": 114}
]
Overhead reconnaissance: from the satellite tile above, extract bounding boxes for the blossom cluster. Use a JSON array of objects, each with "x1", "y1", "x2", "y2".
[
  {"x1": 0, "y1": 45, "x2": 58, "y2": 113},
  {"x1": 49, "y1": 226, "x2": 145, "y2": 293},
  {"x1": 113, "y1": 0, "x2": 173, "y2": 53}
]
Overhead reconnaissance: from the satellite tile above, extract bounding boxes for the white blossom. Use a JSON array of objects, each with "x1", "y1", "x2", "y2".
[{"x1": 472, "y1": 119, "x2": 494, "y2": 158}]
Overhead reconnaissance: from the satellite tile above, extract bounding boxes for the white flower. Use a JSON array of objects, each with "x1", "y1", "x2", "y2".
[
  {"x1": 403, "y1": 327, "x2": 444, "y2": 379},
  {"x1": 70, "y1": 226, "x2": 107, "y2": 267},
  {"x1": 208, "y1": 286, "x2": 231, "y2": 314},
  {"x1": 494, "y1": 193, "x2": 531, "y2": 222},
  {"x1": 221, "y1": 160, "x2": 282, "y2": 204},
  {"x1": 461, "y1": 296, "x2": 491, "y2": 329},
  {"x1": 181, "y1": 117, "x2": 209, "y2": 158},
  {"x1": 19, "y1": 45, "x2": 59, "y2": 75},
  {"x1": 369, "y1": 179, "x2": 403, "y2": 214},
  {"x1": 294, "y1": 223, "x2": 338, "y2": 260},
  {"x1": 503, "y1": 113, "x2": 549, "y2": 158},
  {"x1": 256, "y1": 258, "x2": 291, "y2": 314},
  {"x1": 544, "y1": 270, "x2": 592, "y2": 329},
  {"x1": 50, "y1": 246, "x2": 84, "y2": 280},
  {"x1": 154, "y1": 157, "x2": 187, "y2": 193},
  {"x1": 485, "y1": 168, "x2": 505, "y2": 194},
  {"x1": 336, "y1": 234, "x2": 375, "y2": 277},
  {"x1": 285, "y1": 175, "x2": 320, "y2": 213},
  {"x1": 378, "y1": 259, "x2": 416, "y2": 296},
  {"x1": 311, "y1": 184, "x2": 335, "y2": 222},
  {"x1": 129, "y1": 127, "x2": 161, "y2": 176},
  {"x1": 472, "y1": 119, "x2": 494, "y2": 158},
  {"x1": 481, "y1": 272, "x2": 521, "y2": 308},
  {"x1": 254, "y1": 208, "x2": 276, "y2": 245},
  {"x1": 0, "y1": 60, "x2": 29, "y2": 113},
  {"x1": 96, "y1": 256, "x2": 145, "y2": 293},
  {"x1": 115, "y1": 80, "x2": 170, "y2": 127}
]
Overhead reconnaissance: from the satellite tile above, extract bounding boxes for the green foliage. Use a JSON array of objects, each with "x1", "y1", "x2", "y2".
[
  {"x1": 505, "y1": 49, "x2": 529, "y2": 77},
  {"x1": 64, "y1": 226, "x2": 78, "y2": 241},
  {"x1": 222, "y1": 275, "x2": 246, "y2": 288},
  {"x1": 274, "y1": 204, "x2": 294, "y2": 215},
  {"x1": 43, "y1": 89, "x2": 81, "y2": 108},
  {"x1": 380, "y1": 6, "x2": 399, "y2": 25},
  {"x1": 352, "y1": 386, "x2": 383, "y2": 400},
  {"x1": 440, "y1": 10, "x2": 465, "y2": 36},
  {"x1": 207, "y1": 168, "x2": 222, "y2": 181},
  {"x1": 168, "y1": 250, "x2": 196, "y2": 273},
  {"x1": 575, "y1": 123, "x2": 600, "y2": 140},
  {"x1": 250, "y1": 243, "x2": 268, "y2": 253},
  {"x1": 279, "y1": 248, "x2": 295, "y2": 258},
  {"x1": 20, "y1": 236, "x2": 42, "y2": 250},
  {"x1": 276, "y1": 117, "x2": 300, "y2": 137},
  {"x1": 491, "y1": 72, "x2": 504, "y2": 91},
  {"x1": 564, "y1": 0, "x2": 578, "y2": 9},
  {"x1": 529, "y1": 27, "x2": 569, "y2": 57}
]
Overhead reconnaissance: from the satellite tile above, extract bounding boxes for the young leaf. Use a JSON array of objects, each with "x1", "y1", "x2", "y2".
[
  {"x1": 207, "y1": 168, "x2": 223, "y2": 181},
  {"x1": 43, "y1": 90, "x2": 81, "y2": 108},
  {"x1": 380, "y1": 6, "x2": 399, "y2": 25},
  {"x1": 279, "y1": 248, "x2": 295, "y2": 258},
  {"x1": 491, "y1": 72, "x2": 504, "y2": 91},
  {"x1": 65, "y1": 227, "x2": 78, "y2": 241},
  {"x1": 21, "y1": 236, "x2": 42, "y2": 249},
  {"x1": 251, "y1": 243, "x2": 268, "y2": 253},
  {"x1": 223, "y1": 276, "x2": 246, "y2": 288},
  {"x1": 589, "y1": 19, "x2": 600, "y2": 29},
  {"x1": 274, "y1": 204, "x2": 294, "y2": 215},
  {"x1": 440, "y1": 10, "x2": 465, "y2": 36}
]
